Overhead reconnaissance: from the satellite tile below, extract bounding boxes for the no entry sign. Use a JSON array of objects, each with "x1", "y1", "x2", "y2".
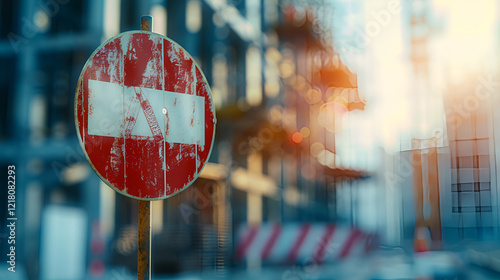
[{"x1": 75, "y1": 31, "x2": 216, "y2": 200}]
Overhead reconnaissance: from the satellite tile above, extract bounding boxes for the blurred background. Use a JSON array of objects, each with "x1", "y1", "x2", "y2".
[{"x1": 1, "y1": 0, "x2": 500, "y2": 279}]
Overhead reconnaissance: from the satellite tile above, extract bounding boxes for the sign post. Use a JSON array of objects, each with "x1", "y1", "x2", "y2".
[
  {"x1": 138, "y1": 15, "x2": 153, "y2": 280},
  {"x1": 74, "y1": 14, "x2": 216, "y2": 280},
  {"x1": 138, "y1": 196, "x2": 151, "y2": 279}
]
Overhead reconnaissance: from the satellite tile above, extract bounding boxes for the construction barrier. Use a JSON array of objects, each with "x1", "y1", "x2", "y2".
[{"x1": 234, "y1": 223, "x2": 377, "y2": 264}]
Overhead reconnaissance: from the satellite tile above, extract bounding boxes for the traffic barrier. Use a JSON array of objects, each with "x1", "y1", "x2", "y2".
[{"x1": 234, "y1": 223, "x2": 377, "y2": 264}]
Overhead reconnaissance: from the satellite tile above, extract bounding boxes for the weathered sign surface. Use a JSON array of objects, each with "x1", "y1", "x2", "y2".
[{"x1": 75, "y1": 31, "x2": 216, "y2": 200}]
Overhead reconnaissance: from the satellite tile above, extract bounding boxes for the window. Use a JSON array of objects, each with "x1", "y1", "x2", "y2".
[
  {"x1": 0, "y1": 1, "x2": 19, "y2": 37},
  {"x1": 0, "y1": 56, "x2": 16, "y2": 139},
  {"x1": 450, "y1": 139, "x2": 492, "y2": 213},
  {"x1": 47, "y1": 0, "x2": 86, "y2": 34},
  {"x1": 37, "y1": 49, "x2": 89, "y2": 138}
]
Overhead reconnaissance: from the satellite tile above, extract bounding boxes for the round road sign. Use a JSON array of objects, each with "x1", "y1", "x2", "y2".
[{"x1": 75, "y1": 31, "x2": 216, "y2": 200}]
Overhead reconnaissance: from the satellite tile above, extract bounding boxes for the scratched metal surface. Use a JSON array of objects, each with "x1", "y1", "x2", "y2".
[{"x1": 74, "y1": 31, "x2": 216, "y2": 200}]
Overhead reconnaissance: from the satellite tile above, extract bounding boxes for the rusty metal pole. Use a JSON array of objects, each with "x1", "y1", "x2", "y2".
[
  {"x1": 138, "y1": 15, "x2": 153, "y2": 280},
  {"x1": 141, "y1": 15, "x2": 153, "y2": 33},
  {"x1": 138, "y1": 200, "x2": 151, "y2": 280}
]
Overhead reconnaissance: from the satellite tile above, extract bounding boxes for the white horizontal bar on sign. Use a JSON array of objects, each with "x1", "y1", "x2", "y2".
[
  {"x1": 88, "y1": 79, "x2": 205, "y2": 145},
  {"x1": 87, "y1": 79, "x2": 124, "y2": 137}
]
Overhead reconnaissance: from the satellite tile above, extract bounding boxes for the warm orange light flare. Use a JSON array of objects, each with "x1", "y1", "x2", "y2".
[{"x1": 292, "y1": 132, "x2": 303, "y2": 143}]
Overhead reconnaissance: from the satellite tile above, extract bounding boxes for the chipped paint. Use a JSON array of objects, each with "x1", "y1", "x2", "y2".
[
  {"x1": 134, "y1": 87, "x2": 163, "y2": 141},
  {"x1": 88, "y1": 80, "x2": 205, "y2": 144},
  {"x1": 74, "y1": 31, "x2": 216, "y2": 200},
  {"x1": 164, "y1": 108, "x2": 170, "y2": 137}
]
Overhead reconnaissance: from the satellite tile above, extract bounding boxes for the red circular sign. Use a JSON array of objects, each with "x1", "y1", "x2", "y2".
[{"x1": 75, "y1": 31, "x2": 216, "y2": 200}]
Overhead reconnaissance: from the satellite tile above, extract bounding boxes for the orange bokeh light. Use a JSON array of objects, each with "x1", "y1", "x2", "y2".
[{"x1": 292, "y1": 132, "x2": 303, "y2": 143}]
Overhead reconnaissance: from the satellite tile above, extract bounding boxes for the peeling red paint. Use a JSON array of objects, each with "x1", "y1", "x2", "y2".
[
  {"x1": 190, "y1": 100, "x2": 195, "y2": 127},
  {"x1": 75, "y1": 32, "x2": 215, "y2": 200},
  {"x1": 164, "y1": 109, "x2": 170, "y2": 137}
]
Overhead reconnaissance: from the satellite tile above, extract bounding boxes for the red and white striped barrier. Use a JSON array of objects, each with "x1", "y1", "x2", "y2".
[{"x1": 235, "y1": 224, "x2": 376, "y2": 264}]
